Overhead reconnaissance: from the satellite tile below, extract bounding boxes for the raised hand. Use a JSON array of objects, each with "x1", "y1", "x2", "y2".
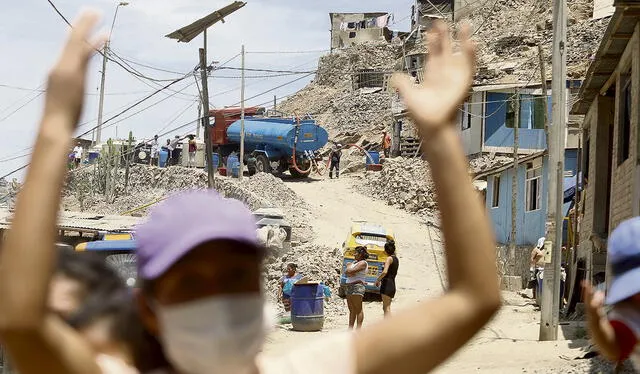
[
  {"x1": 43, "y1": 12, "x2": 106, "y2": 129},
  {"x1": 582, "y1": 280, "x2": 606, "y2": 320},
  {"x1": 391, "y1": 21, "x2": 476, "y2": 136}
]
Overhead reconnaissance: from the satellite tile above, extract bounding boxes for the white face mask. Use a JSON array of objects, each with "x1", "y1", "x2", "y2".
[{"x1": 156, "y1": 294, "x2": 266, "y2": 374}]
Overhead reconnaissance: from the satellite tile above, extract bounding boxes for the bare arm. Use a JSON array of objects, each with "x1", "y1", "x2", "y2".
[
  {"x1": 375, "y1": 257, "x2": 393, "y2": 283},
  {"x1": 345, "y1": 261, "x2": 366, "y2": 276},
  {"x1": 353, "y1": 22, "x2": 500, "y2": 374},
  {"x1": 0, "y1": 12, "x2": 105, "y2": 374}
]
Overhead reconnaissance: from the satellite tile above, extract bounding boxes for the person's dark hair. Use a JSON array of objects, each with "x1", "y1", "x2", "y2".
[
  {"x1": 57, "y1": 250, "x2": 124, "y2": 303},
  {"x1": 287, "y1": 263, "x2": 297, "y2": 271},
  {"x1": 355, "y1": 246, "x2": 369, "y2": 260},
  {"x1": 67, "y1": 289, "x2": 138, "y2": 344},
  {"x1": 384, "y1": 240, "x2": 396, "y2": 255}
]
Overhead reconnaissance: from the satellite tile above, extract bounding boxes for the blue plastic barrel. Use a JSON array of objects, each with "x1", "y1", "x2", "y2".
[
  {"x1": 290, "y1": 283, "x2": 324, "y2": 332},
  {"x1": 212, "y1": 153, "x2": 220, "y2": 169},
  {"x1": 88, "y1": 151, "x2": 99, "y2": 162},
  {"x1": 366, "y1": 151, "x2": 380, "y2": 165},
  {"x1": 158, "y1": 150, "x2": 169, "y2": 167},
  {"x1": 226, "y1": 154, "x2": 239, "y2": 171},
  {"x1": 231, "y1": 165, "x2": 240, "y2": 178}
]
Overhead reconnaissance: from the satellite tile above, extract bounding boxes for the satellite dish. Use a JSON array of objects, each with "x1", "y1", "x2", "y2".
[{"x1": 139, "y1": 151, "x2": 147, "y2": 160}]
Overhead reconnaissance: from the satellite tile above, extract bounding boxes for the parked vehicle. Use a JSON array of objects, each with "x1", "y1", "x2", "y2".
[
  {"x1": 75, "y1": 234, "x2": 137, "y2": 287},
  {"x1": 338, "y1": 223, "x2": 396, "y2": 298},
  {"x1": 210, "y1": 108, "x2": 328, "y2": 178}
]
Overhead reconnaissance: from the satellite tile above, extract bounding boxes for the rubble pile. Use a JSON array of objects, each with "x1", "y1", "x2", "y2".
[
  {"x1": 279, "y1": 41, "x2": 401, "y2": 143},
  {"x1": 551, "y1": 356, "x2": 635, "y2": 374},
  {"x1": 465, "y1": 0, "x2": 610, "y2": 83},
  {"x1": 469, "y1": 154, "x2": 514, "y2": 175},
  {"x1": 263, "y1": 243, "x2": 345, "y2": 319},
  {"x1": 64, "y1": 166, "x2": 312, "y2": 240},
  {"x1": 355, "y1": 157, "x2": 437, "y2": 218}
]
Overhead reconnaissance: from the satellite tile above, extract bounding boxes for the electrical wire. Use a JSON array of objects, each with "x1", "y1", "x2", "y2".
[
  {"x1": 0, "y1": 92, "x2": 44, "y2": 123},
  {"x1": 247, "y1": 49, "x2": 329, "y2": 55}
]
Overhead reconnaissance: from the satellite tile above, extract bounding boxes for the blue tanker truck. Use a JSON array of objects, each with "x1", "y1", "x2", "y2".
[{"x1": 210, "y1": 108, "x2": 329, "y2": 178}]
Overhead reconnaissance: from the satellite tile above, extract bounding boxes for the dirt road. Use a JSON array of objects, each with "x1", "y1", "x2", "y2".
[{"x1": 264, "y1": 174, "x2": 598, "y2": 373}]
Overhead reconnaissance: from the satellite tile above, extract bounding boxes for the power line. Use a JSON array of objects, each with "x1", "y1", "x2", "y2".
[
  {"x1": 247, "y1": 49, "x2": 329, "y2": 55},
  {"x1": 0, "y1": 92, "x2": 44, "y2": 123}
]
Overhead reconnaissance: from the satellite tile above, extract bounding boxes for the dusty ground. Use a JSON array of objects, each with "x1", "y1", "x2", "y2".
[{"x1": 263, "y1": 173, "x2": 606, "y2": 373}]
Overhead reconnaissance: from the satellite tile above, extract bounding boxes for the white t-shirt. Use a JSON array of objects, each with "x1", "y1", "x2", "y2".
[
  {"x1": 73, "y1": 146, "x2": 83, "y2": 160},
  {"x1": 150, "y1": 139, "x2": 159, "y2": 155},
  {"x1": 536, "y1": 237, "x2": 546, "y2": 249}
]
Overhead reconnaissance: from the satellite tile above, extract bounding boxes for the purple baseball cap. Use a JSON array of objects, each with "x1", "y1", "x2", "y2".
[
  {"x1": 605, "y1": 217, "x2": 640, "y2": 304},
  {"x1": 136, "y1": 189, "x2": 260, "y2": 280}
]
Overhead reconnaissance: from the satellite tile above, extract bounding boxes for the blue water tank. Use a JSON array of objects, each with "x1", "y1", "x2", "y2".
[
  {"x1": 226, "y1": 118, "x2": 328, "y2": 154},
  {"x1": 158, "y1": 150, "x2": 169, "y2": 167},
  {"x1": 366, "y1": 151, "x2": 380, "y2": 165},
  {"x1": 290, "y1": 283, "x2": 324, "y2": 332}
]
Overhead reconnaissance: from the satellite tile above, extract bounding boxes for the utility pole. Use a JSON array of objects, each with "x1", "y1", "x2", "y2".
[
  {"x1": 96, "y1": 45, "x2": 108, "y2": 145},
  {"x1": 96, "y1": 2, "x2": 129, "y2": 145},
  {"x1": 510, "y1": 91, "x2": 520, "y2": 275},
  {"x1": 165, "y1": 1, "x2": 246, "y2": 185},
  {"x1": 239, "y1": 44, "x2": 246, "y2": 180},
  {"x1": 538, "y1": 44, "x2": 550, "y2": 148},
  {"x1": 273, "y1": 95, "x2": 277, "y2": 112},
  {"x1": 199, "y1": 31, "x2": 215, "y2": 188},
  {"x1": 539, "y1": 0, "x2": 567, "y2": 341}
]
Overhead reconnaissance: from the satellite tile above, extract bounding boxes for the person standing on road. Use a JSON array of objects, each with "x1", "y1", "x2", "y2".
[
  {"x1": 529, "y1": 236, "x2": 546, "y2": 300},
  {"x1": 345, "y1": 246, "x2": 369, "y2": 329},
  {"x1": 279, "y1": 263, "x2": 303, "y2": 312},
  {"x1": 187, "y1": 135, "x2": 197, "y2": 168},
  {"x1": 329, "y1": 144, "x2": 342, "y2": 179},
  {"x1": 583, "y1": 217, "x2": 640, "y2": 371},
  {"x1": 149, "y1": 135, "x2": 159, "y2": 166},
  {"x1": 0, "y1": 17, "x2": 502, "y2": 374},
  {"x1": 382, "y1": 131, "x2": 391, "y2": 158},
  {"x1": 73, "y1": 141, "x2": 84, "y2": 168},
  {"x1": 375, "y1": 240, "x2": 399, "y2": 316},
  {"x1": 169, "y1": 135, "x2": 182, "y2": 166}
]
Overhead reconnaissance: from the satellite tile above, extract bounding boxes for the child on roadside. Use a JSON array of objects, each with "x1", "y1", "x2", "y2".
[{"x1": 584, "y1": 217, "x2": 640, "y2": 371}]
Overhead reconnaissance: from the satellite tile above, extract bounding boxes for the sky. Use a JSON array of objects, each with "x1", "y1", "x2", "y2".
[{"x1": 0, "y1": 0, "x2": 413, "y2": 180}]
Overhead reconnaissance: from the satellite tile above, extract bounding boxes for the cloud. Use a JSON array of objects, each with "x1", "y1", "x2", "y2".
[{"x1": 0, "y1": 0, "x2": 412, "y2": 180}]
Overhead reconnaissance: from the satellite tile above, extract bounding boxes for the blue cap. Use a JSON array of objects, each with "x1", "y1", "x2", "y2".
[{"x1": 605, "y1": 217, "x2": 640, "y2": 304}]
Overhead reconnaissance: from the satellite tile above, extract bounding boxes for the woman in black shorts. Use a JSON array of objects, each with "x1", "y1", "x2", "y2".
[{"x1": 375, "y1": 240, "x2": 399, "y2": 316}]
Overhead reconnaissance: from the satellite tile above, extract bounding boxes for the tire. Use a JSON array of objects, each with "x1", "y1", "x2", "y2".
[{"x1": 255, "y1": 154, "x2": 271, "y2": 173}]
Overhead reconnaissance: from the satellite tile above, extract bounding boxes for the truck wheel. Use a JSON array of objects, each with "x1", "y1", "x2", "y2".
[{"x1": 255, "y1": 154, "x2": 271, "y2": 173}]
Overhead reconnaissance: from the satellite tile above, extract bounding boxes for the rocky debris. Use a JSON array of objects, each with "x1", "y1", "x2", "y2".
[
  {"x1": 64, "y1": 165, "x2": 312, "y2": 241},
  {"x1": 279, "y1": 41, "x2": 400, "y2": 144},
  {"x1": 355, "y1": 157, "x2": 437, "y2": 218},
  {"x1": 0, "y1": 178, "x2": 19, "y2": 209},
  {"x1": 263, "y1": 243, "x2": 345, "y2": 320},
  {"x1": 464, "y1": 0, "x2": 610, "y2": 84},
  {"x1": 469, "y1": 153, "x2": 514, "y2": 175}
]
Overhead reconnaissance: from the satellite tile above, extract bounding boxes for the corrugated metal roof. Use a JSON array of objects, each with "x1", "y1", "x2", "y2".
[{"x1": 0, "y1": 209, "x2": 142, "y2": 233}]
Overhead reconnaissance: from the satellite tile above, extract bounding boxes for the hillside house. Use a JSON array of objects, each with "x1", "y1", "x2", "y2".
[
  {"x1": 329, "y1": 13, "x2": 392, "y2": 51},
  {"x1": 459, "y1": 82, "x2": 582, "y2": 157}
]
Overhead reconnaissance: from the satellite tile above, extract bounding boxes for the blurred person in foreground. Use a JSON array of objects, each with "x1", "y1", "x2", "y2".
[
  {"x1": 0, "y1": 12, "x2": 138, "y2": 374},
  {"x1": 583, "y1": 217, "x2": 640, "y2": 371},
  {"x1": 0, "y1": 11, "x2": 500, "y2": 374}
]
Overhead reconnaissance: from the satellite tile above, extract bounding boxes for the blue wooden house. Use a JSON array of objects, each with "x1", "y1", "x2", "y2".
[{"x1": 461, "y1": 82, "x2": 582, "y2": 246}]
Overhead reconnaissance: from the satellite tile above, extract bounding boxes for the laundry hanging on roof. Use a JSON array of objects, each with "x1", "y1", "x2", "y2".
[{"x1": 376, "y1": 14, "x2": 390, "y2": 28}]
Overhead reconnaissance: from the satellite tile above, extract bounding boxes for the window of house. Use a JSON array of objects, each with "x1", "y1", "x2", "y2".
[
  {"x1": 505, "y1": 94, "x2": 547, "y2": 129},
  {"x1": 618, "y1": 79, "x2": 631, "y2": 165},
  {"x1": 491, "y1": 175, "x2": 500, "y2": 208},
  {"x1": 505, "y1": 95, "x2": 516, "y2": 128},
  {"x1": 461, "y1": 101, "x2": 471, "y2": 130},
  {"x1": 525, "y1": 161, "x2": 542, "y2": 211}
]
